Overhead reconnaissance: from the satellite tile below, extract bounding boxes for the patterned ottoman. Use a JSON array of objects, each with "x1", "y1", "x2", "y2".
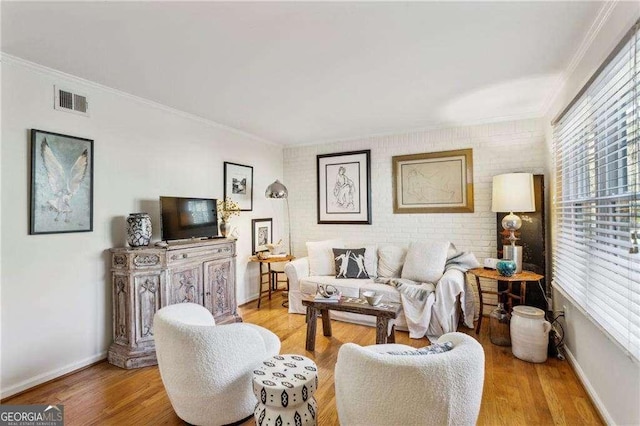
[{"x1": 252, "y1": 354, "x2": 318, "y2": 426}]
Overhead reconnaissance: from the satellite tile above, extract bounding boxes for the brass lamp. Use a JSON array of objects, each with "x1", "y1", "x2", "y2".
[{"x1": 491, "y1": 173, "x2": 535, "y2": 273}]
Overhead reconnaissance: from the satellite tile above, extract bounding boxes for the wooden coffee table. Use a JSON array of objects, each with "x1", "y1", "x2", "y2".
[{"x1": 301, "y1": 295, "x2": 402, "y2": 351}]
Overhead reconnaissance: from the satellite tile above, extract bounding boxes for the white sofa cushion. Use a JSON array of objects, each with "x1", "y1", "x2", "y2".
[
  {"x1": 401, "y1": 241, "x2": 450, "y2": 283},
  {"x1": 377, "y1": 245, "x2": 407, "y2": 278},
  {"x1": 307, "y1": 239, "x2": 344, "y2": 276}
]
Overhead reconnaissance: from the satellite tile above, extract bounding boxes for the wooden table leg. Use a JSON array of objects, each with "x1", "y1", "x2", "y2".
[
  {"x1": 321, "y1": 309, "x2": 332, "y2": 337},
  {"x1": 268, "y1": 263, "x2": 273, "y2": 300},
  {"x1": 257, "y1": 263, "x2": 263, "y2": 309},
  {"x1": 520, "y1": 281, "x2": 527, "y2": 305},
  {"x1": 475, "y1": 275, "x2": 483, "y2": 334},
  {"x1": 506, "y1": 282, "x2": 514, "y2": 312},
  {"x1": 376, "y1": 317, "x2": 389, "y2": 344},
  {"x1": 306, "y1": 307, "x2": 318, "y2": 351},
  {"x1": 387, "y1": 324, "x2": 396, "y2": 343}
]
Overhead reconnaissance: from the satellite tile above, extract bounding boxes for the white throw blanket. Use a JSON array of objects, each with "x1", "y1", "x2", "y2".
[{"x1": 375, "y1": 248, "x2": 479, "y2": 339}]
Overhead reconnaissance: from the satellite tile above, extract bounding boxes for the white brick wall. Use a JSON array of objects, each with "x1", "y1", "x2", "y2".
[{"x1": 283, "y1": 118, "x2": 547, "y2": 263}]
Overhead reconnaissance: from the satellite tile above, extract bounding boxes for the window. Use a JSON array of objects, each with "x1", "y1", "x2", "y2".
[{"x1": 552, "y1": 20, "x2": 639, "y2": 360}]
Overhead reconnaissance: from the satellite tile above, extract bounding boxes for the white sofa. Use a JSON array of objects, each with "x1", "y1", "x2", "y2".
[
  {"x1": 285, "y1": 242, "x2": 476, "y2": 338},
  {"x1": 334, "y1": 332, "x2": 485, "y2": 426}
]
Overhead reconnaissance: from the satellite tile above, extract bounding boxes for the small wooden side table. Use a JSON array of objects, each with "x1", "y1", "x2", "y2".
[
  {"x1": 468, "y1": 267, "x2": 544, "y2": 335},
  {"x1": 249, "y1": 255, "x2": 295, "y2": 308}
]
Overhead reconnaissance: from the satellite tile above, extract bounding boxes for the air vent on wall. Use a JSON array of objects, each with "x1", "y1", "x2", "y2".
[{"x1": 54, "y1": 85, "x2": 89, "y2": 116}]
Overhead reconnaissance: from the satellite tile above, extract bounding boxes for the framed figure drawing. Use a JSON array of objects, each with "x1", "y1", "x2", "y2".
[
  {"x1": 317, "y1": 150, "x2": 371, "y2": 224},
  {"x1": 224, "y1": 162, "x2": 253, "y2": 211},
  {"x1": 30, "y1": 129, "x2": 94, "y2": 234},
  {"x1": 392, "y1": 148, "x2": 474, "y2": 213},
  {"x1": 252, "y1": 218, "x2": 272, "y2": 254}
]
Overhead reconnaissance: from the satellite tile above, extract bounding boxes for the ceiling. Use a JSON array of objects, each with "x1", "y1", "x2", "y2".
[{"x1": 1, "y1": 2, "x2": 604, "y2": 145}]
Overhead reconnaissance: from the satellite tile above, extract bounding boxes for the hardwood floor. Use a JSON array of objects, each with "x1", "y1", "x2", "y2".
[{"x1": 4, "y1": 296, "x2": 603, "y2": 425}]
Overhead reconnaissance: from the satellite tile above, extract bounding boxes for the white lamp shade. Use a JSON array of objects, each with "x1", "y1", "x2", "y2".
[{"x1": 491, "y1": 173, "x2": 535, "y2": 213}]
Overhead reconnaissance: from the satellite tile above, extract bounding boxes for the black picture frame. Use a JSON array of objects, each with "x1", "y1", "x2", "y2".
[
  {"x1": 252, "y1": 218, "x2": 273, "y2": 254},
  {"x1": 224, "y1": 161, "x2": 253, "y2": 211},
  {"x1": 30, "y1": 129, "x2": 94, "y2": 234},
  {"x1": 317, "y1": 149, "x2": 372, "y2": 224}
]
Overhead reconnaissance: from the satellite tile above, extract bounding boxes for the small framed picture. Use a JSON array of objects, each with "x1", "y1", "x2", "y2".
[
  {"x1": 252, "y1": 218, "x2": 273, "y2": 254},
  {"x1": 224, "y1": 162, "x2": 253, "y2": 211},
  {"x1": 317, "y1": 150, "x2": 371, "y2": 224},
  {"x1": 30, "y1": 129, "x2": 94, "y2": 234}
]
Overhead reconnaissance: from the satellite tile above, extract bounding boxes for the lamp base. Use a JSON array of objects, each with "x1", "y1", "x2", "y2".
[{"x1": 504, "y1": 245, "x2": 523, "y2": 274}]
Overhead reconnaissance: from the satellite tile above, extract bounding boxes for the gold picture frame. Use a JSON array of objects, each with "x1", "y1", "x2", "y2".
[{"x1": 392, "y1": 148, "x2": 474, "y2": 214}]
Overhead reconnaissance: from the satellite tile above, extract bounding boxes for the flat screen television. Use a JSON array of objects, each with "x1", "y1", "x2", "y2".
[{"x1": 160, "y1": 196, "x2": 219, "y2": 241}]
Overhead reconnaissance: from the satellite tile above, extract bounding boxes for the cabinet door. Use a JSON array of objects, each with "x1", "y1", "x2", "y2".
[
  {"x1": 112, "y1": 274, "x2": 131, "y2": 346},
  {"x1": 133, "y1": 273, "x2": 162, "y2": 346},
  {"x1": 204, "y1": 258, "x2": 235, "y2": 321},
  {"x1": 167, "y1": 264, "x2": 203, "y2": 306}
]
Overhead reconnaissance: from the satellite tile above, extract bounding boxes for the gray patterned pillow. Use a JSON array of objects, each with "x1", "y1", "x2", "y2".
[
  {"x1": 333, "y1": 248, "x2": 369, "y2": 279},
  {"x1": 386, "y1": 341, "x2": 454, "y2": 355}
]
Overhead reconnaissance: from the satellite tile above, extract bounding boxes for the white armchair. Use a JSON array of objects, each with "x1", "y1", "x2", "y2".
[
  {"x1": 154, "y1": 303, "x2": 281, "y2": 426},
  {"x1": 335, "y1": 332, "x2": 484, "y2": 426}
]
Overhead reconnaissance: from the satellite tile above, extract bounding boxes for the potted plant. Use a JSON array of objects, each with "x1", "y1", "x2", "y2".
[{"x1": 217, "y1": 197, "x2": 240, "y2": 238}]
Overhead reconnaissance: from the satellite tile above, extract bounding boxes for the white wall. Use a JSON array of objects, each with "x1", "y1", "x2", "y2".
[
  {"x1": 544, "y1": 3, "x2": 640, "y2": 424},
  {"x1": 284, "y1": 118, "x2": 546, "y2": 261},
  {"x1": 0, "y1": 56, "x2": 284, "y2": 397}
]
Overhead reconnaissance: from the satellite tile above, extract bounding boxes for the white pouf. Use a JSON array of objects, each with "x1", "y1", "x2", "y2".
[{"x1": 252, "y1": 354, "x2": 318, "y2": 426}]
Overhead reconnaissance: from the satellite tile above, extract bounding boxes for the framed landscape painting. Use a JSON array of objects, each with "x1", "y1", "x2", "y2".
[
  {"x1": 251, "y1": 218, "x2": 272, "y2": 254},
  {"x1": 224, "y1": 161, "x2": 253, "y2": 211},
  {"x1": 317, "y1": 150, "x2": 371, "y2": 224},
  {"x1": 30, "y1": 129, "x2": 94, "y2": 234},
  {"x1": 392, "y1": 148, "x2": 474, "y2": 213}
]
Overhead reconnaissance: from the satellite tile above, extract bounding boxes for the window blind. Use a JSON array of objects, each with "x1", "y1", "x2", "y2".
[{"x1": 553, "y1": 20, "x2": 640, "y2": 361}]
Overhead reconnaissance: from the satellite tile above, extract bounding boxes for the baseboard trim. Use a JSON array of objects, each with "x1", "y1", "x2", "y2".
[
  {"x1": 564, "y1": 347, "x2": 612, "y2": 425},
  {"x1": 1, "y1": 352, "x2": 107, "y2": 400}
]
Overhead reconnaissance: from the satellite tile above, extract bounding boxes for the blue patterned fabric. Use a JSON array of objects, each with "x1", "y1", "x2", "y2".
[{"x1": 386, "y1": 341, "x2": 454, "y2": 355}]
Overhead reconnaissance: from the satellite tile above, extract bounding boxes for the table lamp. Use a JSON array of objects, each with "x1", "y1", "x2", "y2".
[
  {"x1": 265, "y1": 179, "x2": 292, "y2": 255},
  {"x1": 491, "y1": 173, "x2": 535, "y2": 273}
]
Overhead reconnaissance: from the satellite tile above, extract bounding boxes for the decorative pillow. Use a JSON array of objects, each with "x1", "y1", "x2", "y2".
[
  {"x1": 386, "y1": 341, "x2": 454, "y2": 355},
  {"x1": 377, "y1": 245, "x2": 407, "y2": 278},
  {"x1": 307, "y1": 239, "x2": 344, "y2": 276},
  {"x1": 346, "y1": 244, "x2": 378, "y2": 277},
  {"x1": 401, "y1": 241, "x2": 450, "y2": 283},
  {"x1": 333, "y1": 248, "x2": 369, "y2": 279}
]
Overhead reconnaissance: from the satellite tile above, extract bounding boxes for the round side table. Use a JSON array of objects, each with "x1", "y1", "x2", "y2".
[{"x1": 252, "y1": 354, "x2": 318, "y2": 426}]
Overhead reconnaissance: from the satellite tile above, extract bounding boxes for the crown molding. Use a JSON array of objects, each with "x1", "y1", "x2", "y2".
[
  {"x1": 541, "y1": 1, "x2": 617, "y2": 118},
  {"x1": 293, "y1": 112, "x2": 545, "y2": 149},
  {"x1": 0, "y1": 52, "x2": 282, "y2": 147}
]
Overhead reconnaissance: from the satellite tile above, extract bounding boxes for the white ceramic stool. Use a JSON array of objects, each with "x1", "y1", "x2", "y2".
[{"x1": 252, "y1": 354, "x2": 318, "y2": 426}]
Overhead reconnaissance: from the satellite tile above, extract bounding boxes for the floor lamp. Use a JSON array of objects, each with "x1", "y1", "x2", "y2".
[
  {"x1": 491, "y1": 173, "x2": 535, "y2": 273},
  {"x1": 265, "y1": 179, "x2": 292, "y2": 255}
]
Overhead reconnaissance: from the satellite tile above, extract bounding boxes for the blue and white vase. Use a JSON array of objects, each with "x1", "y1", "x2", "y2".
[{"x1": 127, "y1": 213, "x2": 152, "y2": 247}]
